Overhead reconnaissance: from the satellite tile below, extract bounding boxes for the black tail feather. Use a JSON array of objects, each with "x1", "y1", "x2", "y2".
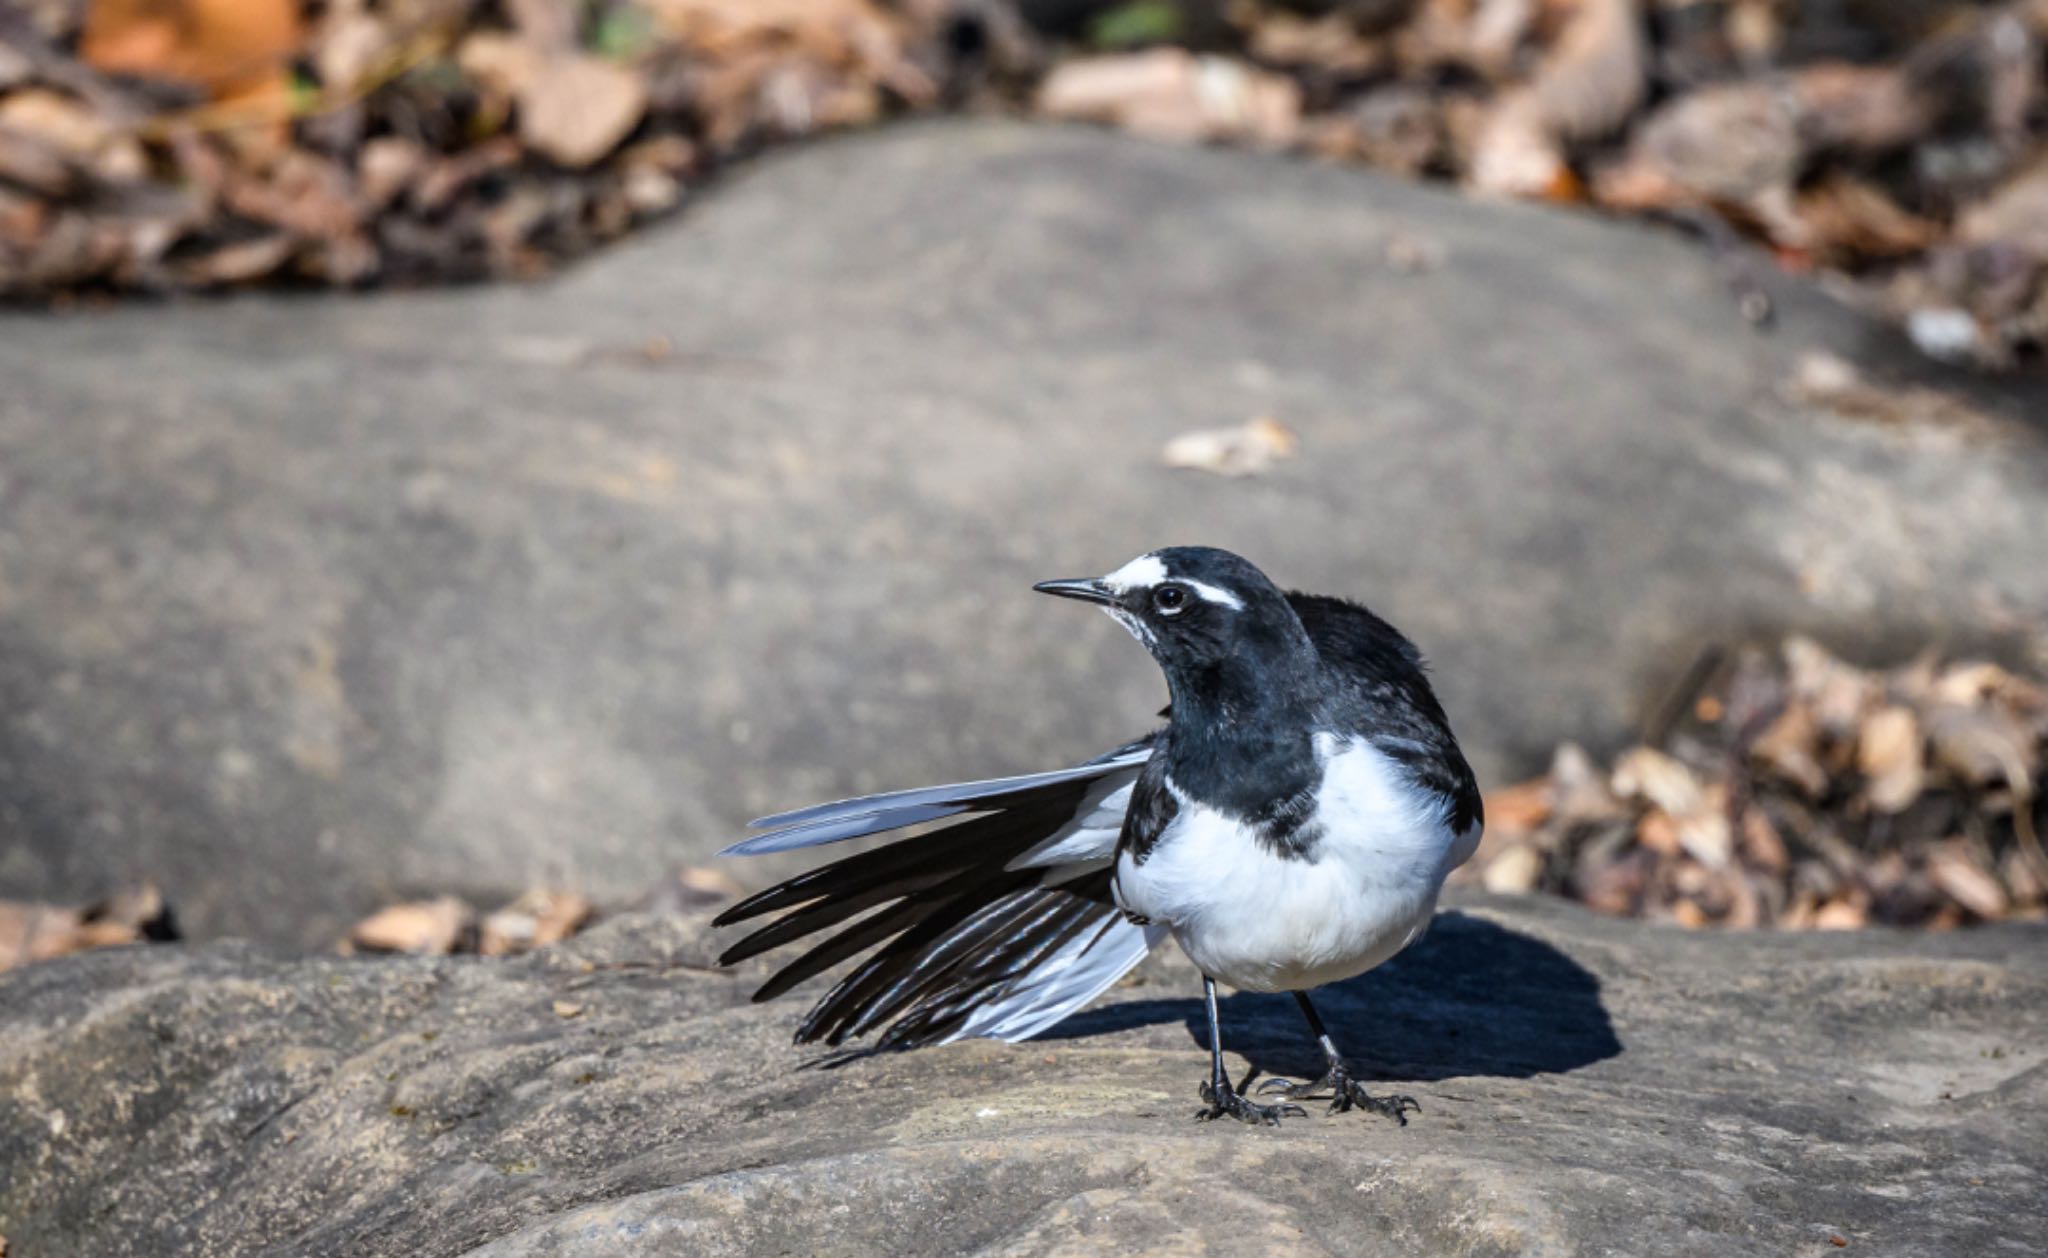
[
  {"x1": 878, "y1": 894, "x2": 1121, "y2": 1049},
  {"x1": 839, "y1": 886, "x2": 1065, "y2": 1040},
  {"x1": 871, "y1": 882, "x2": 1112, "y2": 1048},
  {"x1": 797, "y1": 874, "x2": 1047, "y2": 1043},
  {"x1": 715, "y1": 745, "x2": 1153, "y2": 1050},
  {"x1": 714, "y1": 789, "x2": 1090, "y2": 934},
  {"x1": 716, "y1": 870, "x2": 956, "y2": 967},
  {"x1": 716, "y1": 737, "x2": 1155, "y2": 1057}
]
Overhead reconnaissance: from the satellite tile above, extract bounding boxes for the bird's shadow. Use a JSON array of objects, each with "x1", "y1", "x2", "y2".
[{"x1": 1040, "y1": 911, "x2": 1622, "y2": 1084}]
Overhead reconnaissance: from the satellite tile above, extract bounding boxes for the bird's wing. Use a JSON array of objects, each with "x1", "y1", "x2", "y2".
[
  {"x1": 722, "y1": 738, "x2": 1153, "y2": 856},
  {"x1": 1111, "y1": 751, "x2": 1180, "y2": 869},
  {"x1": 715, "y1": 736, "x2": 1163, "y2": 1048},
  {"x1": 1287, "y1": 591, "x2": 1484, "y2": 835}
]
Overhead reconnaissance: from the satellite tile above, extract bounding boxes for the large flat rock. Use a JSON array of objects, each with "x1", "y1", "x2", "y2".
[
  {"x1": 3, "y1": 119, "x2": 2046, "y2": 945},
  {"x1": 0, "y1": 894, "x2": 2041, "y2": 1255}
]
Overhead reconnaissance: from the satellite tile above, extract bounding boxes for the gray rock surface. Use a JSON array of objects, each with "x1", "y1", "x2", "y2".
[
  {"x1": 3, "y1": 119, "x2": 2047, "y2": 945},
  {"x1": 0, "y1": 893, "x2": 2042, "y2": 1256}
]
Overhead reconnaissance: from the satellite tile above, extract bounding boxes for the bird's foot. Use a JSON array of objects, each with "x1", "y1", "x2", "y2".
[
  {"x1": 1256, "y1": 1068, "x2": 1420, "y2": 1123},
  {"x1": 1195, "y1": 1078, "x2": 1305, "y2": 1126}
]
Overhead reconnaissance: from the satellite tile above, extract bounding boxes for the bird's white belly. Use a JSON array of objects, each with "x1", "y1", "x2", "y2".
[{"x1": 1115, "y1": 738, "x2": 1477, "y2": 993}]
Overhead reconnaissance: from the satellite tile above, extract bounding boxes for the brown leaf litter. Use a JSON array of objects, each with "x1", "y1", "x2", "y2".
[
  {"x1": 1037, "y1": 48, "x2": 1300, "y2": 147},
  {"x1": 1460, "y1": 636, "x2": 2048, "y2": 929},
  {"x1": 343, "y1": 887, "x2": 596, "y2": 957},
  {"x1": 339, "y1": 868, "x2": 744, "y2": 958},
  {"x1": 0, "y1": 0, "x2": 981, "y2": 294},
  {"x1": 0, "y1": 882, "x2": 178, "y2": 973},
  {"x1": 0, "y1": 868, "x2": 745, "y2": 976},
  {"x1": 1, "y1": 2, "x2": 2043, "y2": 366}
]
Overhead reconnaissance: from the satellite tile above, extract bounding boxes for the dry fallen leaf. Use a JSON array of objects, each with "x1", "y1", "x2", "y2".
[
  {"x1": 310, "y1": 4, "x2": 389, "y2": 97},
  {"x1": 458, "y1": 31, "x2": 542, "y2": 100},
  {"x1": 678, "y1": 865, "x2": 743, "y2": 901},
  {"x1": 552, "y1": 999, "x2": 585, "y2": 1019},
  {"x1": 1249, "y1": 11, "x2": 1385, "y2": 78},
  {"x1": 1310, "y1": 87, "x2": 1445, "y2": 174},
  {"x1": 358, "y1": 137, "x2": 428, "y2": 210},
  {"x1": 1723, "y1": 867, "x2": 1764, "y2": 929},
  {"x1": 0, "y1": 900, "x2": 85, "y2": 971},
  {"x1": 1858, "y1": 705, "x2": 1925, "y2": 813},
  {"x1": 1595, "y1": 81, "x2": 1805, "y2": 230},
  {"x1": 1927, "y1": 842, "x2": 2009, "y2": 919},
  {"x1": 480, "y1": 888, "x2": 594, "y2": 957},
  {"x1": 1795, "y1": 173, "x2": 1939, "y2": 262},
  {"x1": 1926, "y1": 703, "x2": 2034, "y2": 790},
  {"x1": 2003, "y1": 846, "x2": 2048, "y2": 905},
  {"x1": 1610, "y1": 747, "x2": 1702, "y2": 818},
  {"x1": 1481, "y1": 776, "x2": 1552, "y2": 838},
  {"x1": 1481, "y1": 842, "x2": 1543, "y2": 894},
  {"x1": 0, "y1": 35, "x2": 27, "y2": 90},
  {"x1": 0, "y1": 128, "x2": 81, "y2": 201},
  {"x1": 1670, "y1": 897, "x2": 1709, "y2": 929},
  {"x1": 0, "y1": 88, "x2": 145, "y2": 182},
  {"x1": 1470, "y1": 0, "x2": 1643, "y2": 197},
  {"x1": 1676, "y1": 808, "x2": 1735, "y2": 870},
  {"x1": 1791, "y1": 63, "x2": 1929, "y2": 153},
  {"x1": 645, "y1": 0, "x2": 934, "y2": 148},
  {"x1": 1740, "y1": 807, "x2": 1789, "y2": 874},
  {"x1": 1637, "y1": 808, "x2": 1682, "y2": 857},
  {"x1": 0, "y1": 883, "x2": 178, "y2": 972},
  {"x1": 1784, "y1": 637, "x2": 1877, "y2": 738},
  {"x1": 1548, "y1": 742, "x2": 1624, "y2": 821},
  {"x1": 0, "y1": 0, "x2": 2029, "y2": 368},
  {"x1": 1037, "y1": 51, "x2": 1301, "y2": 148},
  {"x1": 1160, "y1": 416, "x2": 1299, "y2": 477},
  {"x1": 1957, "y1": 158, "x2": 2048, "y2": 256},
  {"x1": 532, "y1": 890, "x2": 594, "y2": 943},
  {"x1": 80, "y1": 0, "x2": 302, "y2": 102},
  {"x1": 520, "y1": 55, "x2": 649, "y2": 169},
  {"x1": 350, "y1": 897, "x2": 473, "y2": 955},
  {"x1": 1812, "y1": 898, "x2": 1868, "y2": 930},
  {"x1": 1468, "y1": 635, "x2": 2046, "y2": 930}
]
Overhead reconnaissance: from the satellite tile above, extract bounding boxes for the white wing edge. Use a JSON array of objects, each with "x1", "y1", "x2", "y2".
[{"x1": 943, "y1": 916, "x2": 1170, "y2": 1044}]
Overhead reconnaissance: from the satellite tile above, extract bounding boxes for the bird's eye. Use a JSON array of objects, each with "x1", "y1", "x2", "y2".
[{"x1": 1153, "y1": 585, "x2": 1188, "y2": 615}]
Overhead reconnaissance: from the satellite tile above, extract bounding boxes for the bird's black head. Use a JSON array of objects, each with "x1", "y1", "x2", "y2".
[{"x1": 1033, "y1": 547, "x2": 1315, "y2": 706}]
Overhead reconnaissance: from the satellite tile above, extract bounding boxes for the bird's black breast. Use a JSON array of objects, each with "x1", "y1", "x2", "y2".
[{"x1": 1122, "y1": 725, "x2": 1328, "y2": 864}]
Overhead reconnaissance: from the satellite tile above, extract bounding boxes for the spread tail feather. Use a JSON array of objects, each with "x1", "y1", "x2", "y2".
[{"x1": 716, "y1": 741, "x2": 1159, "y2": 1047}]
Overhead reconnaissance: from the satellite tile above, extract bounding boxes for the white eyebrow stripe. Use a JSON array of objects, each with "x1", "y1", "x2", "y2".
[
  {"x1": 1101, "y1": 553, "x2": 1167, "y2": 592},
  {"x1": 1182, "y1": 579, "x2": 1244, "y2": 610}
]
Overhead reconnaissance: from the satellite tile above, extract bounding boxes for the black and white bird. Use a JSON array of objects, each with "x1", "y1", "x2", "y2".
[{"x1": 714, "y1": 546, "x2": 1482, "y2": 1125}]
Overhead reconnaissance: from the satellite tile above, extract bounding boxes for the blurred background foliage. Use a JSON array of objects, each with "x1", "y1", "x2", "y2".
[{"x1": 0, "y1": 0, "x2": 2043, "y2": 366}]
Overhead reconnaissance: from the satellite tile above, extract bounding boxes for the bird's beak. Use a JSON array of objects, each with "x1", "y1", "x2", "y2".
[{"x1": 1032, "y1": 577, "x2": 1116, "y2": 606}]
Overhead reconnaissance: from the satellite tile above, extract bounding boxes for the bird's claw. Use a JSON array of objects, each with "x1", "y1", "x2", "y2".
[
  {"x1": 1195, "y1": 1079, "x2": 1306, "y2": 1126},
  {"x1": 1255, "y1": 1069, "x2": 1419, "y2": 1124},
  {"x1": 1337, "y1": 1084, "x2": 1420, "y2": 1123}
]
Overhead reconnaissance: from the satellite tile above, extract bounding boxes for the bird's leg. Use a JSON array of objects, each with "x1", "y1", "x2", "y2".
[
  {"x1": 1193, "y1": 976, "x2": 1304, "y2": 1126},
  {"x1": 1254, "y1": 991, "x2": 1421, "y2": 1123}
]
